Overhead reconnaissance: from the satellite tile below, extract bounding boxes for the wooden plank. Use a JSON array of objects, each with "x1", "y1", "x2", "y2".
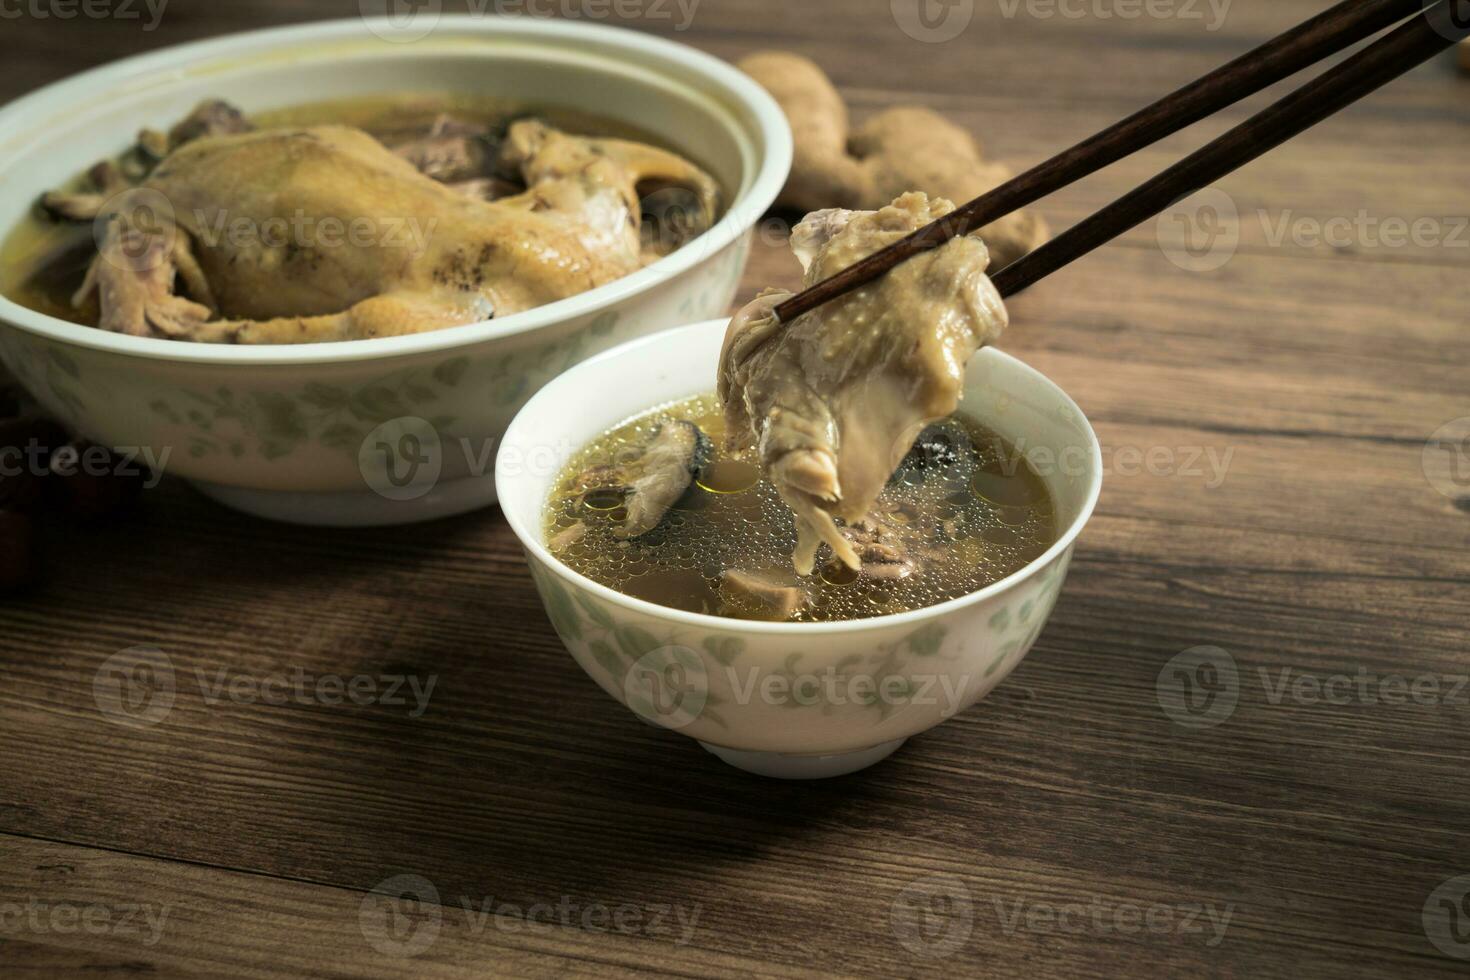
[
  {"x1": 0, "y1": 480, "x2": 1466, "y2": 976},
  {"x1": 0, "y1": 0, "x2": 1467, "y2": 976},
  {"x1": 5, "y1": 0, "x2": 1464, "y2": 114},
  {"x1": 0, "y1": 834, "x2": 803, "y2": 979}
]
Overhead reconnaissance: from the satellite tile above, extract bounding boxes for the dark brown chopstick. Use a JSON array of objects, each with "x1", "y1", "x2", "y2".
[
  {"x1": 772, "y1": 0, "x2": 1445, "y2": 322},
  {"x1": 992, "y1": 2, "x2": 1468, "y2": 296}
]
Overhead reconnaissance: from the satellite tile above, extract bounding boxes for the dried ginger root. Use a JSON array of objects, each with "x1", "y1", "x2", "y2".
[{"x1": 738, "y1": 51, "x2": 1048, "y2": 270}]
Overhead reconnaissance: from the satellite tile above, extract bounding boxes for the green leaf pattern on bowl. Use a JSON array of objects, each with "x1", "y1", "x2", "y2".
[
  {"x1": 0, "y1": 227, "x2": 742, "y2": 468},
  {"x1": 527, "y1": 547, "x2": 1075, "y2": 728},
  {"x1": 150, "y1": 361, "x2": 470, "y2": 462},
  {"x1": 0, "y1": 335, "x2": 94, "y2": 429},
  {"x1": 129, "y1": 312, "x2": 623, "y2": 462},
  {"x1": 0, "y1": 312, "x2": 627, "y2": 462},
  {"x1": 528, "y1": 555, "x2": 981, "y2": 726},
  {"x1": 760, "y1": 622, "x2": 958, "y2": 721},
  {"x1": 984, "y1": 551, "x2": 1072, "y2": 678},
  {"x1": 525, "y1": 557, "x2": 738, "y2": 730}
]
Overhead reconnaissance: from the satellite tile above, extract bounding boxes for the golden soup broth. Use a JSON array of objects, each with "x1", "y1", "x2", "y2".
[
  {"x1": 544, "y1": 394, "x2": 1058, "y2": 623},
  {"x1": 0, "y1": 93, "x2": 710, "y2": 327}
]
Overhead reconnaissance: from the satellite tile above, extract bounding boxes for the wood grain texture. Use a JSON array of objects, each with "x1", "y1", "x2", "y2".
[{"x1": 1, "y1": 1, "x2": 1468, "y2": 977}]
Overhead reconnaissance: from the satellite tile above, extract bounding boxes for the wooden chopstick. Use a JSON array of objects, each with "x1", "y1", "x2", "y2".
[
  {"x1": 992, "y1": 1, "x2": 1468, "y2": 297},
  {"x1": 772, "y1": 0, "x2": 1441, "y2": 322}
]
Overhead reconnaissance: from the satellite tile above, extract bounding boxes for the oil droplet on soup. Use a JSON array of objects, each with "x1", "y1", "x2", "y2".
[
  {"x1": 544, "y1": 394, "x2": 1058, "y2": 623},
  {"x1": 697, "y1": 459, "x2": 760, "y2": 495}
]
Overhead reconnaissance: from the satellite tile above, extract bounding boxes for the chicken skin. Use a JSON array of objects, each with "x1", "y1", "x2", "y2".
[
  {"x1": 719, "y1": 192, "x2": 1008, "y2": 575},
  {"x1": 41, "y1": 101, "x2": 720, "y2": 344}
]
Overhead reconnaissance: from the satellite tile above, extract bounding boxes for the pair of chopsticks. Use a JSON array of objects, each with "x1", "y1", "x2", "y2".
[{"x1": 774, "y1": 0, "x2": 1470, "y2": 321}]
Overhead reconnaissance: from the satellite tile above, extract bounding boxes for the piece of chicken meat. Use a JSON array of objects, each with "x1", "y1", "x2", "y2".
[
  {"x1": 574, "y1": 420, "x2": 712, "y2": 540},
  {"x1": 40, "y1": 101, "x2": 720, "y2": 344},
  {"x1": 718, "y1": 192, "x2": 1007, "y2": 575}
]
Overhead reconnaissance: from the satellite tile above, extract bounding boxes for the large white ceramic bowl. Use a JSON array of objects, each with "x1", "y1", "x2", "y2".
[
  {"x1": 497, "y1": 321, "x2": 1103, "y2": 779},
  {"x1": 0, "y1": 17, "x2": 790, "y2": 526}
]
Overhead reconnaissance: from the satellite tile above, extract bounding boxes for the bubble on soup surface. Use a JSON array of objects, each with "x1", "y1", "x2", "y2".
[{"x1": 547, "y1": 395, "x2": 1056, "y2": 622}]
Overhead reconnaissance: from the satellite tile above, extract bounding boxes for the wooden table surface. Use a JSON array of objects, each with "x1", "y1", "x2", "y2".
[{"x1": 3, "y1": 1, "x2": 1468, "y2": 976}]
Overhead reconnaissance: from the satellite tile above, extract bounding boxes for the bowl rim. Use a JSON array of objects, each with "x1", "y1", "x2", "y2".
[
  {"x1": 0, "y1": 16, "x2": 793, "y2": 367},
  {"x1": 497, "y1": 319, "x2": 1105, "y2": 637}
]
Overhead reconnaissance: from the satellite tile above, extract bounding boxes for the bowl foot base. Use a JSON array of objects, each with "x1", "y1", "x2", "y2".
[
  {"x1": 699, "y1": 738, "x2": 907, "y2": 779},
  {"x1": 190, "y1": 474, "x2": 499, "y2": 527}
]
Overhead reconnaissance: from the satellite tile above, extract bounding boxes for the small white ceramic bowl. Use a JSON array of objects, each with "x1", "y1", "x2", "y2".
[
  {"x1": 497, "y1": 321, "x2": 1102, "y2": 779},
  {"x1": 0, "y1": 17, "x2": 790, "y2": 526}
]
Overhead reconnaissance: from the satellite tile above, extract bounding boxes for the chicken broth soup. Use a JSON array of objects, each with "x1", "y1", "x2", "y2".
[{"x1": 544, "y1": 394, "x2": 1056, "y2": 623}]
